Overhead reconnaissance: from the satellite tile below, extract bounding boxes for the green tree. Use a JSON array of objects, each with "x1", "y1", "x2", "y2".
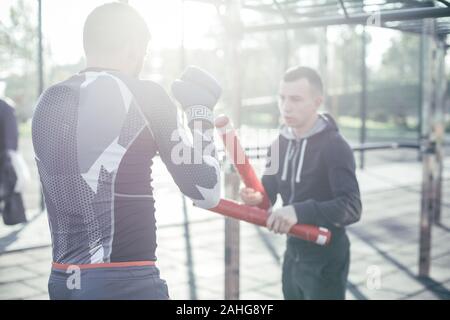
[
  {"x1": 377, "y1": 33, "x2": 420, "y2": 84},
  {"x1": 375, "y1": 33, "x2": 421, "y2": 129}
]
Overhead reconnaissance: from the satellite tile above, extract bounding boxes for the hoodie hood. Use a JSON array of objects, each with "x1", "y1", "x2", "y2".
[
  {"x1": 280, "y1": 113, "x2": 338, "y2": 141},
  {"x1": 280, "y1": 113, "x2": 339, "y2": 187}
]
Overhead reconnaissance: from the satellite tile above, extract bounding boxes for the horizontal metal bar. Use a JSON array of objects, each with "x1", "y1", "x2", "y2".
[
  {"x1": 244, "y1": 7, "x2": 450, "y2": 32},
  {"x1": 217, "y1": 141, "x2": 421, "y2": 160},
  {"x1": 243, "y1": 0, "x2": 376, "y2": 13},
  {"x1": 351, "y1": 142, "x2": 420, "y2": 151}
]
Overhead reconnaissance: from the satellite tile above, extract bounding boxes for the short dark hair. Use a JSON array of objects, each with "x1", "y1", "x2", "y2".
[
  {"x1": 83, "y1": 2, "x2": 150, "y2": 57},
  {"x1": 283, "y1": 66, "x2": 323, "y2": 95}
]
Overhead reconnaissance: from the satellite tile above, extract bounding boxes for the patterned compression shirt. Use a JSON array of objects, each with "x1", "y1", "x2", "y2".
[{"x1": 32, "y1": 68, "x2": 220, "y2": 264}]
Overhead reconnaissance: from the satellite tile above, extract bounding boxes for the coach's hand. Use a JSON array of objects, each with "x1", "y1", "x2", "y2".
[
  {"x1": 267, "y1": 205, "x2": 298, "y2": 234},
  {"x1": 239, "y1": 187, "x2": 264, "y2": 206}
]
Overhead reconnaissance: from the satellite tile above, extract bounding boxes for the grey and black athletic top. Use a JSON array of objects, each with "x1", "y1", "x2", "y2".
[{"x1": 32, "y1": 68, "x2": 220, "y2": 264}]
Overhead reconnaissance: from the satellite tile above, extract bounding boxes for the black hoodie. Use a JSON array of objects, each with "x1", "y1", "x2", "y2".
[{"x1": 262, "y1": 113, "x2": 362, "y2": 256}]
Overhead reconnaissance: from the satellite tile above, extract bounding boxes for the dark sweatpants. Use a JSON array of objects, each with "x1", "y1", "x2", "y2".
[
  {"x1": 282, "y1": 237, "x2": 350, "y2": 300},
  {"x1": 48, "y1": 265, "x2": 170, "y2": 300}
]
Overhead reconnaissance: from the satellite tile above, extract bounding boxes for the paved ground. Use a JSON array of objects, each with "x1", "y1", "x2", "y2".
[{"x1": 0, "y1": 135, "x2": 449, "y2": 300}]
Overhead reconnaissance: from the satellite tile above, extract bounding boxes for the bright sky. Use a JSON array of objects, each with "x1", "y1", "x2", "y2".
[
  {"x1": 0, "y1": 0, "x2": 394, "y2": 68},
  {"x1": 1, "y1": 0, "x2": 220, "y2": 65}
]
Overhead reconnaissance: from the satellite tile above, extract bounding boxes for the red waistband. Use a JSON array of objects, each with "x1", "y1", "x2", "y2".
[{"x1": 52, "y1": 261, "x2": 156, "y2": 270}]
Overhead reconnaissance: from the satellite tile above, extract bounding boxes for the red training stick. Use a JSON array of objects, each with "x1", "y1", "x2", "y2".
[
  {"x1": 210, "y1": 199, "x2": 331, "y2": 245},
  {"x1": 215, "y1": 115, "x2": 271, "y2": 210},
  {"x1": 214, "y1": 114, "x2": 332, "y2": 245}
]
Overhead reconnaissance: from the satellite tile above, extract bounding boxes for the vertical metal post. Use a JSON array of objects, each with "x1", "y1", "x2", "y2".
[
  {"x1": 272, "y1": 0, "x2": 290, "y2": 71},
  {"x1": 433, "y1": 42, "x2": 446, "y2": 226},
  {"x1": 419, "y1": 19, "x2": 434, "y2": 278},
  {"x1": 180, "y1": 0, "x2": 186, "y2": 71},
  {"x1": 359, "y1": 27, "x2": 367, "y2": 169},
  {"x1": 319, "y1": 27, "x2": 328, "y2": 110},
  {"x1": 37, "y1": 0, "x2": 46, "y2": 212},
  {"x1": 419, "y1": 19, "x2": 445, "y2": 277},
  {"x1": 283, "y1": 30, "x2": 290, "y2": 71},
  {"x1": 224, "y1": 166, "x2": 240, "y2": 300},
  {"x1": 182, "y1": 193, "x2": 197, "y2": 300},
  {"x1": 223, "y1": 0, "x2": 242, "y2": 300},
  {"x1": 37, "y1": 0, "x2": 43, "y2": 96},
  {"x1": 418, "y1": 32, "x2": 424, "y2": 161}
]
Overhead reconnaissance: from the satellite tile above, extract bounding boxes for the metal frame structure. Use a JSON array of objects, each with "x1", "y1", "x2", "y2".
[
  {"x1": 218, "y1": 0, "x2": 449, "y2": 297},
  {"x1": 33, "y1": 0, "x2": 449, "y2": 299},
  {"x1": 241, "y1": 1, "x2": 450, "y2": 36}
]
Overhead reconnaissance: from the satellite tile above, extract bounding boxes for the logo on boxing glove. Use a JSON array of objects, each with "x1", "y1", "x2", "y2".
[{"x1": 185, "y1": 105, "x2": 214, "y2": 125}]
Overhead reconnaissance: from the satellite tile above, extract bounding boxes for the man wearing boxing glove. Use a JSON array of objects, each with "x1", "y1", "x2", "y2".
[
  {"x1": 240, "y1": 66, "x2": 362, "y2": 300},
  {"x1": 32, "y1": 2, "x2": 220, "y2": 300}
]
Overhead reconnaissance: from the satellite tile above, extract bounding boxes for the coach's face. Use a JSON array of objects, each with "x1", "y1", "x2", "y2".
[{"x1": 278, "y1": 78, "x2": 322, "y2": 129}]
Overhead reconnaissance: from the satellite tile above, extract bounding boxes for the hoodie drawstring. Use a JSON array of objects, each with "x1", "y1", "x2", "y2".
[
  {"x1": 282, "y1": 138, "x2": 308, "y2": 183},
  {"x1": 295, "y1": 139, "x2": 308, "y2": 183},
  {"x1": 288, "y1": 142, "x2": 301, "y2": 204}
]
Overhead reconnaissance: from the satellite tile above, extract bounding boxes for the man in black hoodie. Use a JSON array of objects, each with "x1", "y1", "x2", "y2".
[{"x1": 240, "y1": 66, "x2": 362, "y2": 300}]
